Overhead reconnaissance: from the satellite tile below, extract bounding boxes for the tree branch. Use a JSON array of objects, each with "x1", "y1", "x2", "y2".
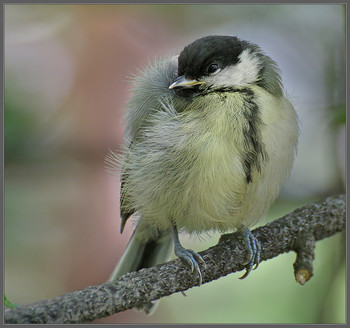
[{"x1": 5, "y1": 194, "x2": 346, "y2": 324}]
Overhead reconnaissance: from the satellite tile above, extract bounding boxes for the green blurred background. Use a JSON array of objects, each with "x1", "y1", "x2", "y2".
[{"x1": 4, "y1": 4, "x2": 345, "y2": 324}]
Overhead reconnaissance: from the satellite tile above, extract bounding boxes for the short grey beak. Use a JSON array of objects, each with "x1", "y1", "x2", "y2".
[{"x1": 169, "y1": 75, "x2": 206, "y2": 89}]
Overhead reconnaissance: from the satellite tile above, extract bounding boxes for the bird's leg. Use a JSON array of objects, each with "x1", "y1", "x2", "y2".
[
  {"x1": 239, "y1": 228, "x2": 261, "y2": 279},
  {"x1": 172, "y1": 225, "x2": 206, "y2": 286}
]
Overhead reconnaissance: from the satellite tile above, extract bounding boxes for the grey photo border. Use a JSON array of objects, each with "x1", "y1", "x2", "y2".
[{"x1": 1, "y1": 1, "x2": 348, "y2": 327}]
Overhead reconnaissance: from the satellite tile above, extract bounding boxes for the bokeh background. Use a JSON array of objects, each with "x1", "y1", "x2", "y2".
[{"x1": 4, "y1": 4, "x2": 346, "y2": 324}]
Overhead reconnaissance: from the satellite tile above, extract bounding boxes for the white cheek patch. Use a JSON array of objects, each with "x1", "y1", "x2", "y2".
[{"x1": 205, "y1": 49, "x2": 262, "y2": 87}]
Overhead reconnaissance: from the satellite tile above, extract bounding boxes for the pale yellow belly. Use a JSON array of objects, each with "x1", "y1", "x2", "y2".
[{"x1": 130, "y1": 87, "x2": 298, "y2": 239}]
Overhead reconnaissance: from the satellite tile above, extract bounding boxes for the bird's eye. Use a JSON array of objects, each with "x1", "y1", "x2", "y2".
[{"x1": 207, "y1": 63, "x2": 220, "y2": 75}]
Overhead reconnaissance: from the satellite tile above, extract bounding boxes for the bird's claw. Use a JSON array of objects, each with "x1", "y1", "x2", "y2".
[
  {"x1": 239, "y1": 229, "x2": 261, "y2": 279},
  {"x1": 174, "y1": 245, "x2": 206, "y2": 286}
]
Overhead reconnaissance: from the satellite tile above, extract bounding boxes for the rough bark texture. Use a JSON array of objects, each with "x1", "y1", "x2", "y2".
[{"x1": 5, "y1": 194, "x2": 346, "y2": 324}]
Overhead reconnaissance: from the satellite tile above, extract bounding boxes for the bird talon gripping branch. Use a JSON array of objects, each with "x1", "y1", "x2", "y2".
[{"x1": 239, "y1": 229, "x2": 261, "y2": 279}]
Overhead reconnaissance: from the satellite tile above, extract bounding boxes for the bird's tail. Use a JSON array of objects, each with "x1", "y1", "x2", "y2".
[{"x1": 108, "y1": 225, "x2": 173, "y2": 314}]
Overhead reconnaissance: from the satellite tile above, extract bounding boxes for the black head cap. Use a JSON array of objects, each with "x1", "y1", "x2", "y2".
[{"x1": 177, "y1": 35, "x2": 252, "y2": 80}]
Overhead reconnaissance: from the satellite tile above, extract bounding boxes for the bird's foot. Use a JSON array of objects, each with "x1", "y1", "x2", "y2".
[
  {"x1": 174, "y1": 243, "x2": 206, "y2": 286},
  {"x1": 239, "y1": 229, "x2": 261, "y2": 279}
]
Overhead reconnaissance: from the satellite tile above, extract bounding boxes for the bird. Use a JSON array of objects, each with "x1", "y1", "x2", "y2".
[{"x1": 107, "y1": 35, "x2": 299, "y2": 314}]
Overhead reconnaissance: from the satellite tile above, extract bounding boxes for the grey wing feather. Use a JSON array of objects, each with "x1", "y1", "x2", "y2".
[
  {"x1": 119, "y1": 57, "x2": 179, "y2": 232},
  {"x1": 123, "y1": 56, "x2": 179, "y2": 143},
  {"x1": 120, "y1": 169, "x2": 135, "y2": 233}
]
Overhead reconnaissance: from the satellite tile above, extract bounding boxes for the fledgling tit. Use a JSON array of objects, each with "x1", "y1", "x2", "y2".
[{"x1": 107, "y1": 35, "x2": 299, "y2": 314}]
